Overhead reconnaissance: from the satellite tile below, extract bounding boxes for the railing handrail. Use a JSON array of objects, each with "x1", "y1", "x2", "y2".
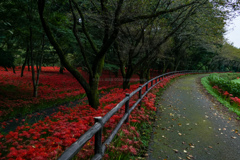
[{"x1": 57, "y1": 70, "x2": 208, "y2": 160}]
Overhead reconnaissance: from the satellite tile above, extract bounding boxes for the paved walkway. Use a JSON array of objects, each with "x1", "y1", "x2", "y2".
[{"x1": 148, "y1": 74, "x2": 240, "y2": 160}]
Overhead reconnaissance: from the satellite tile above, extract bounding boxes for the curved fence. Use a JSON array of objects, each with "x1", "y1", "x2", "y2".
[{"x1": 58, "y1": 70, "x2": 207, "y2": 160}]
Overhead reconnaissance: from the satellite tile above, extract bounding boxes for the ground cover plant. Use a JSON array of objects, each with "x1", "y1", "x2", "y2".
[
  {"x1": 207, "y1": 73, "x2": 240, "y2": 98},
  {"x1": 202, "y1": 73, "x2": 240, "y2": 116},
  {"x1": 0, "y1": 72, "x2": 185, "y2": 160},
  {"x1": 0, "y1": 67, "x2": 144, "y2": 122}
]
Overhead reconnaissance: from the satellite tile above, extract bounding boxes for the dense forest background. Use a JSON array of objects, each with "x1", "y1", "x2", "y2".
[{"x1": 0, "y1": 0, "x2": 240, "y2": 108}]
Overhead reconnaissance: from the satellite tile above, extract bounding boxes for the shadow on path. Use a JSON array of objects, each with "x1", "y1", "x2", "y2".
[{"x1": 148, "y1": 74, "x2": 240, "y2": 160}]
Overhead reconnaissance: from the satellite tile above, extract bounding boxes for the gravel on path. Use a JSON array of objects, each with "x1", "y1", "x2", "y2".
[{"x1": 148, "y1": 74, "x2": 240, "y2": 160}]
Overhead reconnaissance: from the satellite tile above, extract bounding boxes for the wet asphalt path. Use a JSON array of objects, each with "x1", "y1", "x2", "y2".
[{"x1": 148, "y1": 74, "x2": 240, "y2": 160}]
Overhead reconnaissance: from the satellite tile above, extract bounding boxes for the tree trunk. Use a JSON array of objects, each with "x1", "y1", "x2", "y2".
[
  {"x1": 123, "y1": 79, "x2": 130, "y2": 89},
  {"x1": 139, "y1": 69, "x2": 147, "y2": 84},
  {"x1": 30, "y1": 30, "x2": 37, "y2": 97},
  {"x1": 21, "y1": 45, "x2": 29, "y2": 77},
  {"x1": 145, "y1": 69, "x2": 150, "y2": 81},
  {"x1": 88, "y1": 56, "x2": 105, "y2": 108},
  {"x1": 30, "y1": 1, "x2": 44, "y2": 98},
  {"x1": 174, "y1": 60, "x2": 181, "y2": 71},
  {"x1": 122, "y1": 69, "x2": 133, "y2": 89},
  {"x1": 139, "y1": 71, "x2": 145, "y2": 84},
  {"x1": 162, "y1": 61, "x2": 170, "y2": 73},
  {"x1": 86, "y1": 87, "x2": 100, "y2": 108},
  {"x1": 59, "y1": 63, "x2": 64, "y2": 74},
  {"x1": 27, "y1": 58, "x2": 30, "y2": 71},
  {"x1": 12, "y1": 66, "x2": 16, "y2": 74}
]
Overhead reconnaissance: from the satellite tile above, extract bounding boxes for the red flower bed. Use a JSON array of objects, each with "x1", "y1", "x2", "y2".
[
  {"x1": 0, "y1": 67, "x2": 143, "y2": 120},
  {"x1": 0, "y1": 73, "x2": 184, "y2": 160},
  {"x1": 212, "y1": 85, "x2": 240, "y2": 106}
]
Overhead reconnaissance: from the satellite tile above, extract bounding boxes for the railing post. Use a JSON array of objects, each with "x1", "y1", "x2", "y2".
[
  {"x1": 146, "y1": 83, "x2": 148, "y2": 91},
  {"x1": 94, "y1": 117, "x2": 103, "y2": 155},
  {"x1": 138, "y1": 86, "x2": 142, "y2": 109},
  {"x1": 155, "y1": 78, "x2": 157, "y2": 84},
  {"x1": 125, "y1": 93, "x2": 130, "y2": 123},
  {"x1": 151, "y1": 80, "x2": 153, "y2": 86}
]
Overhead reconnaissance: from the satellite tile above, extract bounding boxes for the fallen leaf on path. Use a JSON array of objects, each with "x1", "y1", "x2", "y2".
[
  {"x1": 208, "y1": 146, "x2": 213, "y2": 148},
  {"x1": 232, "y1": 136, "x2": 237, "y2": 139},
  {"x1": 173, "y1": 149, "x2": 179, "y2": 153}
]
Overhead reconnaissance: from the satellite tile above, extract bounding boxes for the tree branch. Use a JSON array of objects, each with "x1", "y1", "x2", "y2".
[
  {"x1": 69, "y1": 0, "x2": 93, "y2": 77},
  {"x1": 119, "y1": 1, "x2": 199, "y2": 25},
  {"x1": 72, "y1": 0, "x2": 99, "y2": 54}
]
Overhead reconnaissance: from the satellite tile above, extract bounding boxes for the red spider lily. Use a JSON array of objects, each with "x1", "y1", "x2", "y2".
[
  {"x1": 0, "y1": 66, "x2": 146, "y2": 120},
  {"x1": 0, "y1": 69, "x2": 184, "y2": 159},
  {"x1": 223, "y1": 91, "x2": 229, "y2": 96}
]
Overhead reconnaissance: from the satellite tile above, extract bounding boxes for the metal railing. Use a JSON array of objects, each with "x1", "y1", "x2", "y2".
[{"x1": 58, "y1": 70, "x2": 207, "y2": 160}]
